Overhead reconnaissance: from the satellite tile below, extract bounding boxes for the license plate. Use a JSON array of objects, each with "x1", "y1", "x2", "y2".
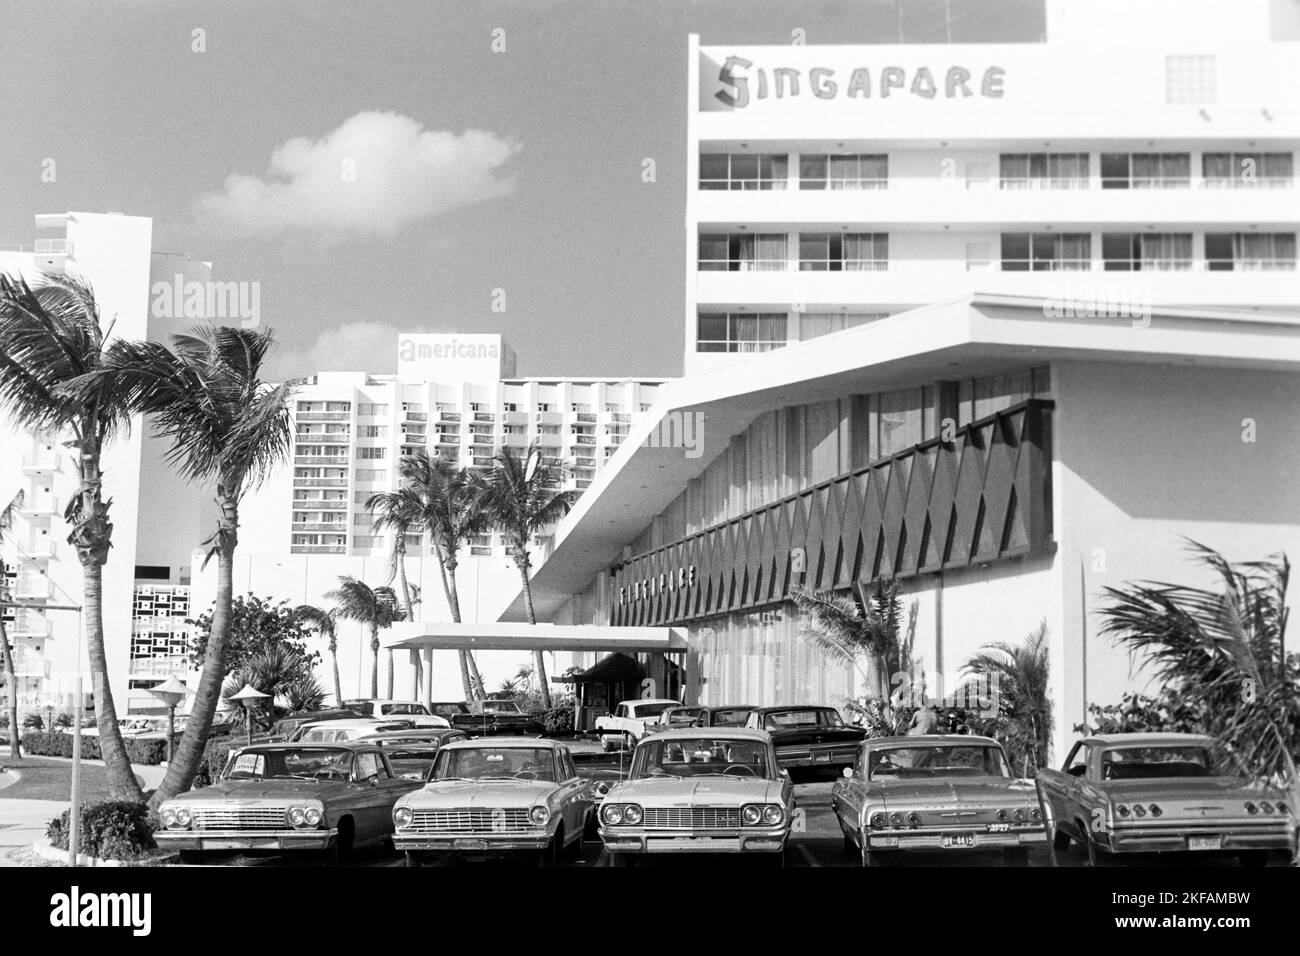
[
  {"x1": 941, "y1": 833, "x2": 976, "y2": 848},
  {"x1": 204, "y1": 838, "x2": 277, "y2": 850},
  {"x1": 813, "y1": 753, "x2": 831, "y2": 763},
  {"x1": 454, "y1": 838, "x2": 489, "y2": 851},
  {"x1": 1188, "y1": 836, "x2": 1222, "y2": 851}
]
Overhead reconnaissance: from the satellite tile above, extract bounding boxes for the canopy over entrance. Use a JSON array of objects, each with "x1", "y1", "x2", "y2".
[
  {"x1": 384, "y1": 622, "x2": 688, "y2": 654},
  {"x1": 560, "y1": 652, "x2": 645, "y2": 685}
]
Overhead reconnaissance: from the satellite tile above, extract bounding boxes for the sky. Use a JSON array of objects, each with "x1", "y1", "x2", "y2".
[{"x1": 0, "y1": 0, "x2": 1044, "y2": 382}]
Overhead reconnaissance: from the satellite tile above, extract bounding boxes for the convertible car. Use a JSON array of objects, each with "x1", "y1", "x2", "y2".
[
  {"x1": 744, "y1": 705, "x2": 866, "y2": 775},
  {"x1": 1036, "y1": 732, "x2": 1298, "y2": 866},
  {"x1": 831, "y1": 734, "x2": 1046, "y2": 866},
  {"x1": 154, "y1": 742, "x2": 421, "y2": 863},
  {"x1": 598, "y1": 727, "x2": 794, "y2": 864},
  {"x1": 392, "y1": 737, "x2": 594, "y2": 866}
]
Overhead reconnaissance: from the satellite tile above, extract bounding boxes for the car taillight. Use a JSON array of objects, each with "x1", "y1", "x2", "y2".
[
  {"x1": 869, "y1": 812, "x2": 887, "y2": 829},
  {"x1": 996, "y1": 809, "x2": 1008, "y2": 822},
  {"x1": 1148, "y1": 804, "x2": 1162, "y2": 817},
  {"x1": 1245, "y1": 801, "x2": 1259, "y2": 815},
  {"x1": 1030, "y1": 807, "x2": 1042, "y2": 822},
  {"x1": 1116, "y1": 804, "x2": 1131, "y2": 817},
  {"x1": 889, "y1": 812, "x2": 903, "y2": 828},
  {"x1": 1259, "y1": 801, "x2": 1274, "y2": 814},
  {"x1": 907, "y1": 811, "x2": 920, "y2": 827},
  {"x1": 1133, "y1": 804, "x2": 1147, "y2": 818},
  {"x1": 1013, "y1": 808, "x2": 1025, "y2": 823}
]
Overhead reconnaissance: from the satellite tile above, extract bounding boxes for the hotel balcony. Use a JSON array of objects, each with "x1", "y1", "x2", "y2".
[
  {"x1": 290, "y1": 545, "x2": 347, "y2": 555},
  {"x1": 404, "y1": 411, "x2": 428, "y2": 422},
  {"x1": 293, "y1": 477, "x2": 348, "y2": 488},
  {"x1": 296, "y1": 411, "x2": 351, "y2": 422},
  {"x1": 20, "y1": 452, "x2": 60, "y2": 474},
  {"x1": 292, "y1": 499, "x2": 348, "y2": 511},
  {"x1": 535, "y1": 433, "x2": 562, "y2": 447},
  {"x1": 11, "y1": 646, "x2": 50, "y2": 679},
  {"x1": 400, "y1": 434, "x2": 428, "y2": 445},
  {"x1": 536, "y1": 411, "x2": 562, "y2": 426},
  {"x1": 695, "y1": 259, "x2": 1299, "y2": 310},
  {"x1": 292, "y1": 522, "x2": 349, "y2": 533},
  {"x1": 6, "y1": 609, "x2": 52, "y2": 639},
  {"x1": 294, "y1": 455, "x2": 351, "y2": 466},
  {"x1": 13, "y1": 571, "x2": 53, "y2": 600},
  {"x1": 18, "y1": 493, "x2": 59, "y2": 516},
  {"x1": 694, "y1": 178, "x2": 1300, "y2": 227},
  {"x1": 503, "y1": 411, "x2": 530, "y2": 425},
  {"x1": 574, "y1": 412, "x2": 598, "y2": 423},
  {"x1": 25, "y1": 539, "x2": 57, "y2": 560},
  {"x1": 436, "y1": 411, "x2": 461, "y2": 423},
  {"x1": 502, "y1": 432, "x2": 529, "y2": 447},
  {"x1": 435, "y1": 434, "x2": 461, "y2": 445}
]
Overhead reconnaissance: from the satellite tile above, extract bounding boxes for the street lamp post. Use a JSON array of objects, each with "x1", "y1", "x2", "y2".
[
  {"x1": 147, "y1": 676, "x2": 188, "y2": 765},
  {"x1": 228, "y1": 684, "x2": 270, "y2": 748}
]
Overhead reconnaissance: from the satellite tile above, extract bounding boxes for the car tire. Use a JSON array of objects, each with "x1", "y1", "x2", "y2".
[
  {"x1": 538, "y1": 826, "x2": 563, "y2": 867},
  {"x1": 325, "y1": 818, "x2": 354, "y2": 866},
  {"x1": 1051, "y1": 825, "x2": 1072, "y2": 851},
  {"x1": 1002, "y1": 847, "x2": 1030, "y2": 866},
  {"x1": 404, "y1": 852, "x2": 422, "y2": 868},
  {"x1": 1237, "y1": 850, "x2": 1268, "y2": 868},
  {"x1": 861, "y1": 845, "x2": 897, "y2": 867},
  {"x1": 608, "y1": 851, "x2": 637, "y2": 867},
  {"x1": 600, "y1": 737, "x2": 614, "y2": 753}
]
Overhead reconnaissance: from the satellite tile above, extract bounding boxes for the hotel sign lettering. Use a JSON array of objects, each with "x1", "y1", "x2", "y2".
[
  {"x1": 714, "y1": 57, "x2": 1006, "y2": 108},
  {"x1": 619, "y1": 566, "x2": 697, "y2": 605}
]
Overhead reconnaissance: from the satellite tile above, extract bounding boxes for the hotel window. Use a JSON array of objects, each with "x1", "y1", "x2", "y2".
[
  {"x1": 537, "y1": 403, "x2": 551, "y2": 412},
  {"x1": 1165, "y1": 55, "x2": 1216, "y2": 105},
  {"x1": 504, "y1": 402, "x2": 519, "y2": 412},
  {"x1": 356, "y1": 447, "x2": 387, "y2": 460},
  {"x1": 325, "y1": 401, "x2": 350, "y2": 412},
  {"x1": 1102, "y1": 233, "x2": 1193, "y2": 271},
  {"x1": 698, "y1": 232, "x2": 787, "y2": 271},
  {"x1": 998, "y1": 153, "x2": 1089, "y2": 189},
  {"x1": 696, "y1": 313, "x2": 787, "y2": 353},
  {"x1": 357, "y1": 403, "x2": 388, "y2": 416},
  {"x1": 799, "y1": 233, "x2": 888, "y2": 271},
  {"x1": 1204, "y1": 232, "x2": 1297, "y2": 271},
  {"x1": 797, "y1": 312, "x2": 887, "y2": 341},
  {"x1": 799, "y1": 154, "x2": 888, "y2": 190},
  {"x1": 1202, "y1": 152, "x2": 1293, "y2": 188},
  {"x1": 699, "y1": 152, "x2": 788, "y2": 190},
  {"x1": 1000, "y1": 233, "x2": 1091, "y2": 271},
  {"x1": 1101, "y1": 152, "x2": 1190, "y2": 189},
  {"x1": 354, "y1": 468, "x2": 388, "y2": 482},
  {"x1": 354, "y1": 491, "x2": 372, "y2": 505},
  {"x1": 352, "y1": 535, "x2": 380, "y2": 549},
  {"x1": 359, "y1": 425, "x2": 388, "y2": 438}
]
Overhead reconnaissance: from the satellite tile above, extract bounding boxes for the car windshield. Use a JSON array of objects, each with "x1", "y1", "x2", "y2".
[
  {"x1": 222, "y1": 748, "x2": 354, "y2": 781},
  {"x1": 480, "y1": 701, "x2": 521, "y2": 714},
  {"x1": 634, "y1": 737, "x2": 774, "y2": 779},
  {"x1": 431, "y1": 747, "x2": 556, "y2": 781},
  {"x1": 868, "y1": 745, "x2": 1011, "y2": 780},
  {"x1": 763, "y1": 708, "x2": 842, "y2": 730},
  {"x1": 381, "y1": 703, "x2": 429, "y2": 716},
  {"x1": 631, "y1": 702, "x2": 676, "y2": 717},
  {"x1": 712, "y1": 709, "x2": 752, "y2": 726},
  {"x1": 1100, "y1": 746, "x2": 1223, "y2": 780}
]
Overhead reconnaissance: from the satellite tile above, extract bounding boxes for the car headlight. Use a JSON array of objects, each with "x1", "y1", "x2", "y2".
[
  {"x1": 621, "y1": 804, "x2": 643, "y2": 825},
  {"x1": 869, "y1": 812, "x2": 887, "y2": 829},
  {"x1": 393, "y1": 806, "x2": 413, "y2": 827},
  {"x1": 174, "y1": 808, "x2": 192, "y2": 828},
  {"x1": 288, "y1": 807, "x2": 306, "y2": 826},
  {"x1": 529, "y1": 805, "x2": 551, "y2": 826},
  {"x1": 602, "y1": 804, "x2": 624, "y2": 826},
  {"x1": 742, "y1": 805, "x2": 762, "y2": 826},
  {"x1": 762, "y1": 805, "x2": 785, "y2": 826},
  {"x1": 161, "y1": 807, "x2": 177, "y2": 827}
]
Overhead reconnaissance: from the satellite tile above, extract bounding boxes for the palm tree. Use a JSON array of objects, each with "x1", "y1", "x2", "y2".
[
  {"x1": 962, "y1": 623, "x2": 1052, "y2": 773},
  {"x1": 401, "y1": 451, "x2": 489, "y2": 700},
  {"x1": 477, "y1": 445, "x2": 578, "y2": 709},
  {"x1": 792, "y1": 581, "x2": 902, "y2": 704},
  {"x1": 366, "y1": 485, "x2": 425, "y2": 698},
  {"x1": 0, "y1": 489, "x2": 26, "y2": 760},
  {"x1": 220, "y1": 644, "x2": 325, "y2": 733},
  {"x1": 1098, "y1": 541, "x2": 1295, "y2": 780},
  {"x1": 324, "y1": 577, "x2": 402, "y2": 698},
  {"x1": 0, "y1": 273, "x2": 143, "y2": 800},
  {"x1": 293, "y1": 604, "x2": 343, "y2": 706},
  {"x1": 61, "y1": 325, "x2": 293, "y2": 807}
]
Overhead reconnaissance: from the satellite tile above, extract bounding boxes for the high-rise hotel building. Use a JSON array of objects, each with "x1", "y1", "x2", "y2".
[{"x1": 499, "y1": 0, "x2": 1300, "y2": 760}]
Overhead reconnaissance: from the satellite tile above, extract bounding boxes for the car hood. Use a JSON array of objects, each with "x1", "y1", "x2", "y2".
[
  {"x1": 400, "y1": 779, "x2": 559, "y2": 807},
  {"x1": 166, "y1": 779, "x2": 350, "y2": 804},
  {"x1": 611, "y1": 776, "x2": 785, "y2": 805}
]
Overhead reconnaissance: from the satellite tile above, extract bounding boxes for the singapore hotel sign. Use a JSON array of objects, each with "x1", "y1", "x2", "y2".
[{"x1": 707, "y1": 55, "x2": 1007, "y2": 109}]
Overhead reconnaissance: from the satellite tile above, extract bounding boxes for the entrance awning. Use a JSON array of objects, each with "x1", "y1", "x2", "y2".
[
  {"x1": 560, "y1": 652, "x2": 645, "y2": 684},
  {"x1": 384, "y1": 622, "x2": 688, "y2": 654}
]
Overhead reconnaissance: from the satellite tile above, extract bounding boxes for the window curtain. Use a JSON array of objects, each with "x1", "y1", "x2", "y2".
[
  {"x1": 1049, "y1": 153, "x2": 1088, "y2": 187},
  {"x1": 862, "y1": 155, "x2": 888, "y2": 188},
  {"x1": 1263, "y1": 153, "x2": 1293, "y2": 184},
  {"x1": 1202, "y1": 152, "x2": 1232, "y2": 186},
  {"x1": 763, "y1": 154, "x2": 789, "y2": 190},
  {"x1": 844, "y1": 233, "x2": 887, "y2": 270},
  {"x1": 1000, "y1": 154, "x2": 1029, "y2": 188},
  {"x1": 753, "y1": 234, "x2": 787, "y2": 271},
  {"x1": 1139, "y1": 233, "x2": 1191, "y2": 270},
  {"x1": 829, "y1": 154, "x2": 858, "y2": 189},
  {"x1": 1057, "y1": 233, "x2": 1091, "y2": 270}
]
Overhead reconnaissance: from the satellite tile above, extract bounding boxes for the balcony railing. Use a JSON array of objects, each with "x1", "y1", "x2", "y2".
[
  {"x1": 293, "y1": 478, "x2": 348, "y2": 488},
  {"x1": 575, "y1": 413, "x2": 597, "y2": 423},
  {"x1": 296, "y1": 411, "x2": 351, "y2": 422},
  {"x1": 571, "y1": 435, "x2": 597, "y2": 446},
  {"x1": 294, "y1": 455, "x2": 350, "y2": 465},
  {"x1": 8, "y1": 609, "x2": 51, "y2": 637},
  {"x1": 400, "y1": 434, "x2": 428, "y2": 445},
  {"x1": 19, "y1": 494, "x2": 59, "y2": 514},
  {"x1": 20, "y1": 453, "x2": 60, "y2": 471},
  {"x1": 14, "y1": 572, "x2": 52, "y2": 599},
  {"x1": 437, "y1": 411, "x2": 461, "y2": 422},
  {"x1": 696, "y1": 340, "x2": 787, "y2": 354},
  {"x1": 290, "y1": 545, "x2": 347, "y2": 555},
  {"x1": 291, "y1": 499, "x2": 348, "y2": 510},
  {"x1": 473, "y1": 413, "x2": 495, "y2": 423},
  {"x1": 292, "y1": 522, "x2": 349, "y2": 532},
  {"x1": 404, "y1": 412, "x2": 428, "y2": 422},
  {"x1": 26, "y1": 540, "x2": 57, "y2": 559}
]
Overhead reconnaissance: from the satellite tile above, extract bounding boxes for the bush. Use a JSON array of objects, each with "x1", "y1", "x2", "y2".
[
  {"x1": 19, "y1": 731, "x2": 168, "y2": 765},
  {"x1": 53, "y1": 712, "x2": 75, "y2": 730},
  {"x1": 540, "y1": 699, "x2": 576, "y2": 737},
  {"x1": 192, "y1": 737, "x2": 237, "y2": 790},
  {"x1": 1076, "y1": 690, "x2": 1209, "y2": 736},
  {"x1": 47, "y1": 801, "x2": 156, "y2": 861},
  {"x1": 23, "y1": 713, "x2": 44, "y2": 731}
]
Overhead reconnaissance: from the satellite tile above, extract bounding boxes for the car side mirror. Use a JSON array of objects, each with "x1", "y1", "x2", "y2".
[{"x1": 841, "y1": 767, "x2": 853, "y2": 779}]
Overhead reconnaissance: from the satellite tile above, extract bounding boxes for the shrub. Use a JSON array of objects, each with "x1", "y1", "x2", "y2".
[
  {"x1": 541, "y1": 699, "x2": 576, "y2": 737},
  {"x1": 53, "y1": 712, "x2": 75, "y2": 730},
  {"x1": 47, "y1": 801, "x2": 156, "y2": 861},
  {"x1": 23, "y1": 713, "x2": 44, "y2": 730},
  {"x1": 192, "y1": 737, "x2": 237, "y2": 790},
  {"x1": 19, "y1": 731, "x2": 168, "y2": 765},
  {"x1": 1076, "y1": 690, "x2": 1209, "y2": 736}
]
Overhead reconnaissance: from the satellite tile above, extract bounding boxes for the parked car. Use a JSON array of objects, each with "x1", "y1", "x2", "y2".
[
  {"x1": 392, "y1": 737, "x2": 594, "y2": 866},
  {"x1": 832, "y1": 734, "x2": 1046, "y2": 867},
  {"x1": 153, "y1": 741, "x2": 421, "y2": 863},
  {"x1": 661, "y1": 705, "x2": 756, "y2": 728},
  {"x1": 259, "y1": 709, "x2": 357, "y2": 743},
  {"x1": 599, "y1": 727, "x2": 794, "y2": 865},
  {"x1": 367, "y1": 728, "x2": 471, "y2": 779},
  {"x1": 596, "y1": 699, "x2": 680, "y2": 750},
  {"x1": 1037, "y1": 732, "x2": 1298, "y2": 867},
  {"x1": 571, "y1": 749, "x2": 632, "y2": 821},
  {"x1": 430, "y1": 699, "x2": 546, "y2": 736},
  {"x1": 341, "y1": 699, "x2": 451, "y2": 729},
  {"x1": 744, "y1": 705, "x2": 867, "y2": 775},
  {"x1": 289, "y1": 718, "x2": 414, "y2": 742}
]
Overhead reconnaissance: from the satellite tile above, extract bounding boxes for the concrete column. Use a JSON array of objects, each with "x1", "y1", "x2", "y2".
[{"x1": 422, "y1": 647, "x2": 433, "y2": 708}]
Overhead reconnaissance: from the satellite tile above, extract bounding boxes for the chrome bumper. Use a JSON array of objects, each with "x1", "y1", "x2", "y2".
[
  {"x1": 600, "y1": 827, "x2": 789, "y2": 854},
  {"x1": 776, "y1": 746, "x2": 857, "y2": 768},
  {"x1": 867, "y1": 828, "x2": 1046, "y2": 850},
  {"x1": 1101, "y1": 822, "x2": 1295, "y2": 854},
  {"x1": 153, "y1": 828, "x2": 338, "y2": 851},
  {"x1": 393, "y1": 830, "x2": 552, "y2": 852}
]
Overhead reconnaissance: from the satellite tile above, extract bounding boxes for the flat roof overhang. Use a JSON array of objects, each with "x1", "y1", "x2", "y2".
[
  {"x1": 498, "y1": 292, "x2": 1300, "y2": 623},
  {"x1": 385, "y1": 622, "x2": 688, "y2": 654}
]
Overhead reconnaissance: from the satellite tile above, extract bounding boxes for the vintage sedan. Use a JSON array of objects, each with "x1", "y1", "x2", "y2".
[
  {"x1": 744, "y1": 705, "x2": 867, "y2": 775},
  {"x1": 342, "y1": 699, "x2": 451, "y2": 729},
  {"x1": 367, "y1": 728, "x2": 471, "y2": 779},
  {"x1": 289, "y1": 718, "x2": 413, "y2": 742},
  {"x1": 832, "y1": 735, "x2": 1046, "y2": 866},
  {"x1": 598, "y1": 728, "x2": 794, "y2": 864},
  {"x1": 1037, "y1": 732, "x2": 1298, "y2": 866},
  {"x1": 154, "y1": 742, "x2": 421, "y2": 863},
  {"x1": 392, "y1": 737, "x2": 594, "y2": 866}
]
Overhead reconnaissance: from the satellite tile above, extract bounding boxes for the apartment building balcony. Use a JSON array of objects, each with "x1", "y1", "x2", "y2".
[
  {"x1": 293, "y1": 477, "x2": 348, "y2": 488},
  {"x1": 296, "y1": 411, "x2": 351, "y2": 422},
  {"x1": 693, "y1": 177, "x2": 1300, "y2": 227},
  {"x1": 437, "y1": 411, "x2": 461, "y2": 423},
  {"x1": 11, "y1": 646, "x2": 50, "y2": 678},
  {"x1": 574, "y1": 412, "x2": 598, "y2": 423},
  {"x1": 400, "y1": 434, "x2": 428, "y2": 445},
  {"x1": 6, "y1": 609, "x2": 51, "y2": 639},
  {"x1": 536, "y1": 411, "x2": 562, "y2": 426},
  {"x1": 502, "y1": 432, "x2": 528, "y2": 447},
  {"x1": 502, "y1": 411, "x2": 529, "y2": 425},
  {"x1": 13, "y1": 571, "x2": 53, "y2": 600},
  {"x1": 292, "y1": 522, "x2": 349, "y2": 533},
  {"x1": 294, "y1": 436, "x2": 351, "y2": 447},
  {"x1": 695, "y1": 259, "x2": 1299, "y2": 309},
  {"x1": 290, "y1": 545, "x2": 347, "y2": 555},
  {"x1": 609, "y1": 412, "x2": 632, "y2": 423},
  {"x1": 472, "y1": 412, "x2": 495, "y2": 423},
  {"x1": 534, "y1": 432, "x2": 561, "y2": 447},
  {"x1": 294, "y1": 455, "x2": 351, "y2": 466},
  {"x1": 18, "y1": 493, "x2": 59, "y2": 516},
  {"x1": 571, "y1": 435, "x2": 598, "y2": 446},
  {"x1": 129, "y1": 656, "x2": 187, "y2": 678},
  {"x1": 291, "y1": 499, "x2": 348, "y2": 511},
  {"x1": 435, "y1": 434, "x2": 461, "y2": 446},
  {"x1": 20, "y1": 452, "x2": 60, "y2": 474},
  {"x1": 25, "y1": 539, "x2": 57, "y2": 560},
  {"x1": 471, "y1": 456, "x2": 495, "y2": 467},
  {"x1": 404, "y1": 412, "x2": 428, "y2": 422}
]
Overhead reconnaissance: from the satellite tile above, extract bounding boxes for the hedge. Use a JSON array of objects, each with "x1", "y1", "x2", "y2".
[
  {"x1": 192, "y1": 737, "x2": 238, "y2": 789},
  {"x1": 20, "y1": 731, "x2": 168, "y2": 765},
  {"x1": 47, "y1": 801, "x2": 156, "y2": 861}
]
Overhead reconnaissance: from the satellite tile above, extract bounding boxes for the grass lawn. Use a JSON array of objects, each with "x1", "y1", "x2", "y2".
[{"x1": 0, "y1": 757, "x2": 121, "y2": 803}]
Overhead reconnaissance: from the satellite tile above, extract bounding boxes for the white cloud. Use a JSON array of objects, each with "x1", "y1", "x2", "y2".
[
  {"x1": 194, "y1": 111, "x2": 519, "y2": 238},
  {"x1": 264, "y1": 321, "x2": 412, "y2": 381}
]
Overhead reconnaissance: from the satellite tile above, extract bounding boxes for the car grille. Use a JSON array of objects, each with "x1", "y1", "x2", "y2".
[
  {"x1": 406, "y1": 808, "x2": 534, "y2": 834},
  {"x1": 641, "y1": 808, "x2": 741, "y2": 830},
  {"x1": 192, "y1": 806, "x2": 288, "y2": 830}
]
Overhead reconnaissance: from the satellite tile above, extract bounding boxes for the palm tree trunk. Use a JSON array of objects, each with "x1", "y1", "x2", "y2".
[
  {"x1": 370, "y1": 623, "x2": 380, "y2": 698},
  {"x1": 0, "y1": 615, "x2": 20, "y2": 761},
  {"x1": 394, "y1": 543, "x2": 420, "y2": 697},
  {"x1": 444, "y1": 556, "x2": 481, "y2": 702},
  {"x1": 515, "y1": 556, "x2": 551, "y2": 709},
  {"x1": 330, "y1": 642, "x2": 343, "y2": 708},
  {"x1": 386, "y1": 649, "x2": 394, "y2": 698},
  {"x1": 150, "y1": 495, "x2": 239, "y2": 809},
  {"x1": 466, "y1": 652, "x2": 485, "y2": 701}
]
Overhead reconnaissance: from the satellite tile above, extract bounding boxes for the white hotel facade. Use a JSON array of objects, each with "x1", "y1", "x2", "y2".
[{"x1": 490, "y1": 0, "x2": 1300, "y2": 761}]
